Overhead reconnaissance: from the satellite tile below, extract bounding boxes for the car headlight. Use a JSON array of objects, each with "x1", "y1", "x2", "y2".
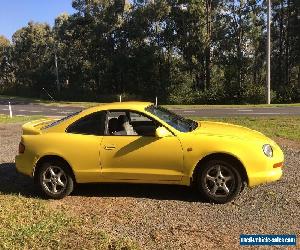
[{"x1": 263, "y1": 144, "x2": 273, "y2": 157}]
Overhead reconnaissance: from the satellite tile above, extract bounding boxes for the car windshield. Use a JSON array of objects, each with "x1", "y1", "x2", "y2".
[
  {"x1": 145, "y1": 105, "x2": 198, "y2": 132},
  {"x1": 42, "y1": 111, "x2": 81, "y2": 129}
]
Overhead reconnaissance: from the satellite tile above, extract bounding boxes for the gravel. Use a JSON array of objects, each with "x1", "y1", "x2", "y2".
[{"x1": 0, "y1": 123, "x2": 299, "y2": 249}]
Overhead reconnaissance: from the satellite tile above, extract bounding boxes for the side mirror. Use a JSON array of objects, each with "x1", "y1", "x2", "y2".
[{"x1": 155, "y1": 126, "x2": 173, "y2": 138}]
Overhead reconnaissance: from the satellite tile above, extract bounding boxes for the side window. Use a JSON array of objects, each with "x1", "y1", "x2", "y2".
[
  {"x1": 106, "y1": 110, "x2": 159, "y2": 136},
  {"x1": 129, "y1": 111, "x2": 158, "y2": 136},
  {"x1": 129, "y1": 112, "x2": 151, "y2": 122},
  {"x1": 67, "y1": 111, "x2": 106, "y2": 136},
  {"x1": 107, "y1": 111, "x2": 127, "y2": 120},
  {"x1": 106, "y1": 111, "x2": 128, "y2": 135}
]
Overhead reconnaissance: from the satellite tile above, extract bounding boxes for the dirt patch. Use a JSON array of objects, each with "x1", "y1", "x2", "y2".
[{"x1": 275, "y1": 136, "x2": 300, "y2": 151}]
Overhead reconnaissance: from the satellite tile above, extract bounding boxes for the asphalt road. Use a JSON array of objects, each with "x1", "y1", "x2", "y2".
[{"x1": 1, "y1": 102, "x2": 300, "y2": 117}]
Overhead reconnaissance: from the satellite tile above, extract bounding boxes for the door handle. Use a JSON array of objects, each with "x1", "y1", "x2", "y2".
[{"x1": 104, "y1": 145, "x2": 116, "y2": 150}]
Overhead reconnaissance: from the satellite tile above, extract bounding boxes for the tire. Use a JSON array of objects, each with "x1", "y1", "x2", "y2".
[
  {"x1": 195, "y1": 159, "x2": 242, "y2": 204},
  {"x1": 37, "y1": 160, "x2": 74, "y2": 199}
]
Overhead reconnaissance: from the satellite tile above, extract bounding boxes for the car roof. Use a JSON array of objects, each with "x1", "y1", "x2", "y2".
[{"x1": 82, "y1": 101, "x2": 153, "y2": 114}]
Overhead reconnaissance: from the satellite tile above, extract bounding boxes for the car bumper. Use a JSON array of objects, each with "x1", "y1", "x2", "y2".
[
  {"x1": 246, "y1": 141, "x2": 284, "y2": 187},
  {"x1": 15, "y1": 154, "x2": 35, "y2": 178},
  {"x1": 248, "y1": 166, "x2": 283, "y2": 187}
]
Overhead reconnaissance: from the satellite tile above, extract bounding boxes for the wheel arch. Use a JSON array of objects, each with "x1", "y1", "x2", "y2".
[
  {"x1": 33, "y1": 155, "x2": 76, "y2": 183},
  {"x1": 191, "y1": 152, "x2": 248, "y2": 186}
]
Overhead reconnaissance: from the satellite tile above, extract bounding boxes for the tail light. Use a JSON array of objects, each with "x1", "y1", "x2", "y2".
[{"x1": 19, "y1": 142, "x2": 25, "y2": 154}]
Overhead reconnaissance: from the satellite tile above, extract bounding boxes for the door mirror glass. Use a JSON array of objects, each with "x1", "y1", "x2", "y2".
[{"x1": 155, "y1": 126, "x2": 172, "y2": 138}]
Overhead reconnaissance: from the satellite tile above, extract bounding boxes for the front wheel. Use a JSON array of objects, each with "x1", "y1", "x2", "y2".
[
  {"x1": 37, "y1": 161, "x2": 74, "y2": 199},
  {"x1": 195, "y1": 160, "x2": 242, "y2": 204}
]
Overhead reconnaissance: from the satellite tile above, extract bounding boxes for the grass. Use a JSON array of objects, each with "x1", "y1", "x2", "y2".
[
  {"x1": 0, "y1": 195, "x2": 72, "y2": 249},
  {"x1": 192, "y1": 116, "x2": 300, "y2": 142},
  {"x1": 0, "y1": 115, "x2": 44, "y2": 123},
  {"x1": 1, "y1": 94, "x2": 300, "y2": 108},
  {"x1": 0, "y1": 194, "x2": 139, "y2": 249},
  {"x1": 0, "y1": 94, "x2": 100, "y2": 108},
  {"x1": 165, "y1": 103, "x2": 300, "y2": 109}
]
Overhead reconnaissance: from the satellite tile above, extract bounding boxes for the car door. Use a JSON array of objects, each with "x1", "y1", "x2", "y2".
[
  {"x1": 63, "y1": 111, "x2": 106, "y2": 183},
  {"x1": 99, "y1": 110, "x2": 184, "y2": 182}
]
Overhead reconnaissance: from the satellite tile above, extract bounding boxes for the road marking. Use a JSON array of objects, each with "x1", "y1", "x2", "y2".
[
  {"x1": 247, "y1": 112, "x2": 288, "y2": 115},
  {"x1": 183, "y1": 110, "x2": 196, "y2": 113},
  {"x1": 1, "y1": 109, "x2": 9, "y2": 111},
  {"x1": 50, "y1": 108, "x2": 58, "y2": 111},
  {"x1": 16, "y1": 115, "x2": 25, "y2": 117},
  {"x1": 59, "y1": 111, "x2": 73, "y2": 114},
  {"x1": 30, "y1": 110, "x2": 42, "y2": 113},
  {"x1": 18, "y1": 109, "x2": 27, "y2": 112},
  {"x1": 238, "y1": 109, "x2": 253, "y2": 112}
]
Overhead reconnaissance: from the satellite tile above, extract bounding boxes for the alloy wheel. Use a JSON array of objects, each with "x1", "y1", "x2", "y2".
[
  {"x1": 42, "y1": 165, "x2": 67, "y2": 195},
  {"x1": 204, "y1": 164, "x2": 235, "y2": 198}
]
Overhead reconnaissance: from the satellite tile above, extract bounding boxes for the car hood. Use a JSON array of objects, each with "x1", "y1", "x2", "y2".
[{"x1": 191, "y1": 121, "x2": 271, "y2": 142}]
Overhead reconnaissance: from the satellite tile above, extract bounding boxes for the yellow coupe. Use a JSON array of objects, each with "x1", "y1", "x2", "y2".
[{"x1": 15, "y1": 102, "x2": 284, "y2": 203}]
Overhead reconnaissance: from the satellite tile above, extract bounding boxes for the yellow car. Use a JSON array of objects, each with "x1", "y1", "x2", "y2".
[{"x1": 15, "y1": 102, "x2": 284, "y2": 203}]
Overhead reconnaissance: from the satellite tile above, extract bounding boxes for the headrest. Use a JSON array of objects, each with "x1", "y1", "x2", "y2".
[
  {"x1": 118, "y1": 115, "x2": 129, "y2": 124},
  {"x1": 108, "y1": 118, "x2": 119, "y2": 134}
]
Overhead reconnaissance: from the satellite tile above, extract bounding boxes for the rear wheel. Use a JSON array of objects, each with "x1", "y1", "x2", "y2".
[
  {"x1": 37, "y1": 161, "x2": 74, "y2": 199},
  {"x1": 195, "y1": 159, "x2": 242, "y2": 203}
]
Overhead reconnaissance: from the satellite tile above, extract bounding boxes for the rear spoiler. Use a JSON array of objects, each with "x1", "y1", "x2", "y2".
[{"x1": 22, "y1": 118, "x2": 57, "y2": 135}]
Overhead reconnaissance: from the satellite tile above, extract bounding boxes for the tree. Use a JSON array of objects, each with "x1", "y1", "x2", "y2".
[
  {"x1": 0, "y1": 35, "x2": 15, "y2": 89},
  {"x1": 0, "y1": 35, "x2": 10, "y2": 58},
  {"x1": 0, "y1": 0, "x2": 299, "y2": 103},
  {"x1": 11, "y1": 22, "x2": 55, "y2": 96}
]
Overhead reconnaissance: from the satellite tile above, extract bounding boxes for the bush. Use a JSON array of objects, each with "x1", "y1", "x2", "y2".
[
  {"x1": 168, "y1": 84, "x2": 198, "y2": 104},
  {"x1": 274, "y1": 85, "x2": 300, "y2": 103},
  {"x1": 240, "y1": 83, "x2": 266, "y2": 104},
  {"x1": 167, "y1": 67, "x2": 197, "y2": 104},
  {"x1": 196, "y1": 83, "x2": 226, "y2": 104}
]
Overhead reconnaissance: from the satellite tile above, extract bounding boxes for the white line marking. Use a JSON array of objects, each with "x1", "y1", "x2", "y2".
[
  {"x1": 30, "y1": 110, "x2": 42, "y2": 113},
  {"x1": 1, "y1": 109, "x2": 9, "y2": 111},
  {"x1": 18, "y1": 109, "x2": 27, "y2": 112},
  {"x1": 183, "y1": 110, "x2": 196, "y2": 113},
  {"x1": 238, "y1": 109, "x2": 253, "y2": 112},
  {"x1": 50, "y1": 108, "x2": 58, "y2": 111},
  {"x1": 59, "y1": 111, "x2": 73, "y2": 114},
  {"x1": 247, "y1": 112, "x2": 289, "y2": 115}
]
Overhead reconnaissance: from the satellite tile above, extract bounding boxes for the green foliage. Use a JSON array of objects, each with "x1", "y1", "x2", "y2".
[
  {"x1": 274, "y1": 85, "x2": 300, "y2": 103},
  {"x1": 0, "y1": 0, "x2": 299, "y2": 103},
  {"x1": 167, "y1": 63, "x2": 195, "y2": 104},
  {"x1": 196, "y1": 83, "x2": 226, "y2": 104},
  {"x1": 11, "y1": 22, "x2": 55, "y2": 96},
  {"x1": 0, "y1": 36, "x2": 15, "y2": 90},
  {"x1": 240, "y1": 83, "x2": 265, "y2": 104},
  {"x1": 0, "y1": 35, "x2": 10, "y2": 58}
]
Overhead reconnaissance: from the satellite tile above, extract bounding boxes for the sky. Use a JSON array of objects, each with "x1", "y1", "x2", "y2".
[{"x1": 0, "y1": 0, "x2": 75, "y2": 40}]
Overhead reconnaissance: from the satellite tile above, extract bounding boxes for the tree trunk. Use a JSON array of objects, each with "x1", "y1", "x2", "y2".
[
  {"x1": 205, "y1": 0, "x2": 212, "y2": 90},
  {"x1": 285, "y1": 0, "x2": 290, "y2": 85},
  {"x1": 278, "y1": 0, "x2": 284, "y2": 87}
]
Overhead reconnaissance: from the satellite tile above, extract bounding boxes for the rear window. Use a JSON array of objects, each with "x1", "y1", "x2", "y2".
[
  {"x1": 66, "y1": 111, "x2": 106, "y2": 136},
  {"x1": 42, "y1": 111, "x2": 81, "y2": 129}
]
